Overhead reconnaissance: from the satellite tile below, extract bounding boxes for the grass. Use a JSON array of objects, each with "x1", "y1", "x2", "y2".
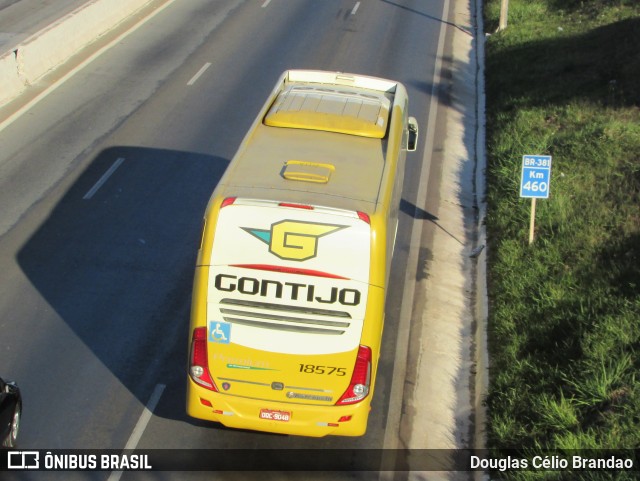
[{"x1": 483, "y1": 1, "x2": 640, "y2": 479}]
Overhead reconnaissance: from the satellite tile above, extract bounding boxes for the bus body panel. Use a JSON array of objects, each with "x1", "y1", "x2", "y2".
[{"x1": 187, "y1": 70, "x2": 415, "y2": 437}]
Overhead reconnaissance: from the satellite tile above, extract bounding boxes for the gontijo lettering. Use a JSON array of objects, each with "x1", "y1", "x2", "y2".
[{"x1": 214, "y1": 273, "x2": 361, "y2": 305}]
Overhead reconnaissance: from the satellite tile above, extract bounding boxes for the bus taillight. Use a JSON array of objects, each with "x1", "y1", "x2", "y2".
[
  {"x1": 336, "y1": 345, "x2": 372, "y2": 405},
  {"x1": 189, "y1": 327, "x2": 217, "y2": 391},
  {"x1": 357, "y1": 211, "x2": 370, "y2": 224},
  {"x1": 220, "y1": 197, "x2": 237, "y2": 208}
]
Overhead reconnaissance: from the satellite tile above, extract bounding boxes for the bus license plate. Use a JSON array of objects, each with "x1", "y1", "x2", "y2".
[{"x1": 259, "y1": 409, "x2": 291, "y2": 422}]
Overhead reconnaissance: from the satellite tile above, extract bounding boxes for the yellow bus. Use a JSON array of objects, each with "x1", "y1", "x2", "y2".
[{"x1": 187, "y1": 70, "x2": 418, "y2": 437}]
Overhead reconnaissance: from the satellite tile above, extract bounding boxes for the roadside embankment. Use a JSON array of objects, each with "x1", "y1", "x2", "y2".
[
  {"x1": 398, "y1": 0, "x2": 488, "y2": 468},
  {"x1": 484, "y1": 0, "x2": 639, "y2": 476}
]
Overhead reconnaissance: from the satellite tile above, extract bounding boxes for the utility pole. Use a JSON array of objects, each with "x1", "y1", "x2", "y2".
[{"x1": 498, "y1": 0, "x2": 509, "y2": 31}]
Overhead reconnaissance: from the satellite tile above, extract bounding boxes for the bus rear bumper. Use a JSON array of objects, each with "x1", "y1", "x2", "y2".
[{"x1": 186, "y1": 380, "x2": 370, "y2": 437}]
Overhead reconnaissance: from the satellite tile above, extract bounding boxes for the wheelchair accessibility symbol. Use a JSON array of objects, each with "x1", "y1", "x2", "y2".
[{"x1": 209, "y1": 321, "x2": 231, "y2": 344}]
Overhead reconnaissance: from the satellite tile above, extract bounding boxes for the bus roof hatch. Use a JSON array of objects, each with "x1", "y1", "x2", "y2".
[{"x1": 282, "y1": 160, "x2": 335, "y2": 184}]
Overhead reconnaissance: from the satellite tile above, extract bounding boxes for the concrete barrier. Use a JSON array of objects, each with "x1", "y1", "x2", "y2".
[
  {"x1": 0, "y1": 0, "x2": 153, "y2": 107},
  {"x1": 0, "y1": 50, "x2": 26, "y2": 106}
]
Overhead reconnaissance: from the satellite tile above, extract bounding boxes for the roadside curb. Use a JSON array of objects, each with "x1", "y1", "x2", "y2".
[{"x1": 472, "y1": 0, "x2": 489, "y2": 479}]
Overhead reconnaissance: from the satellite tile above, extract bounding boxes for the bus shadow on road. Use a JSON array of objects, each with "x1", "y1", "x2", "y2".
[{"x1": 17, "y1": 145, "x2": 228, "y2": 428}]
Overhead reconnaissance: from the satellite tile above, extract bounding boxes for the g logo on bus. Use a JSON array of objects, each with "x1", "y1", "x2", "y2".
[{"x1": 242, "y1": 220, "x2": 346, "y2": 261}]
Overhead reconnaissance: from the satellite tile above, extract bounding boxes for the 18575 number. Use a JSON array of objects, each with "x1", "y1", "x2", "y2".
[{"x1": 299, "y1": 364, "x2": 346, "y2": 376}]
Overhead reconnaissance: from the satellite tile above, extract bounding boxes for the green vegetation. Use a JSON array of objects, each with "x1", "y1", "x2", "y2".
[{"x1": 483, "y1": 0, "x2": 639, "y2": 479}]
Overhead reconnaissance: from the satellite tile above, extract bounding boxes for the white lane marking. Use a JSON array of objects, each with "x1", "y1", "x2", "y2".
[
  {"x1": 261, "y1": 0, "x2": 271, "y2": 7},
  {"x1": 187, "y1": 62, "x2": 212, "y2": 86},
  {"x1": 83, "y1": 157, "x2": 125, "y2": 200},
  {"x1": 351, "y1": 2, "x2": 360, "y2": 15},
  {"x1": 107, "y1": 383, "x2": 166, "y2": 481}
]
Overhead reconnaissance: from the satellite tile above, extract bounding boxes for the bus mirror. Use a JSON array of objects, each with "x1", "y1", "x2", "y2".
[{"x1": 407, "y1": 117, "x2": 419, "y2": 152}]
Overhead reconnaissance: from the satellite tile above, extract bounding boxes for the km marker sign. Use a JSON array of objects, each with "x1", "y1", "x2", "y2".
[
  {"x1": 519, "y1": 155, "x2": 552, "y2": 243},
  {"x1": 520, "y1": 155, "x2": 552, "y2": 199}
]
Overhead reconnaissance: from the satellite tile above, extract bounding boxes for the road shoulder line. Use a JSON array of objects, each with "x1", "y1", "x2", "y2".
[{"x1": 107, "y1": 383, "x2": 166, "y2": 481}]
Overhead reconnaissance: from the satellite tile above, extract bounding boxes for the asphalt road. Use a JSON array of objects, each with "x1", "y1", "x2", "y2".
[{"x1": 0, "y1": 0, "x2": 455, "y2": 479}]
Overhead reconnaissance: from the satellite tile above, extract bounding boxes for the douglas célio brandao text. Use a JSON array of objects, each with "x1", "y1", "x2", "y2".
[{"x1": 470, "y1": 454, "x2": 634, "y2": 472}]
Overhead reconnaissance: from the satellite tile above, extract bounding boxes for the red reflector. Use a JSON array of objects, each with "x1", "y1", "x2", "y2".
[
  {"x1": 221, "y1": 197, "x2": 236, "y2": 208},
  {"x1": 200, "y1": 398, "x2": 212, "y2": 407},
  {"x1": 231, "y1": 264, "x2": 349, "y2": 280},
  {"x1": 351, "y1": 347, "x2": 371, "y2": 383},
  {"x1": 357, "y1": 211, "x2": 370, "y2": 224},
  {"x1": 338, "y1": 415, "x2": 352, "y2": 423},
  {"x1": 278, "y1": 202, "x2": 313, "y2": 210},
  {"x1": 189, "y1": 327, "x2": 217, "y2": 391}
]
